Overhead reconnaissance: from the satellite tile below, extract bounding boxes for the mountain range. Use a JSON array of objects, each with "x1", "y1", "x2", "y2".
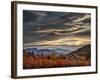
[
  {"x1": 24, "y1": 47, "x2": 72, "y2": 56},
  {"x1": 24, "y1": 44, "x2": 90, "y2": 57}
]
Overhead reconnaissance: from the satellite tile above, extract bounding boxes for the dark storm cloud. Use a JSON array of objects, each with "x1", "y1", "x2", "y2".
[
  {"x1": 23, "y1": 10, "x2": 38, "y2": 23},
  {"x1": 23, "y1": 10, "x2": 91, "y2": 46}
]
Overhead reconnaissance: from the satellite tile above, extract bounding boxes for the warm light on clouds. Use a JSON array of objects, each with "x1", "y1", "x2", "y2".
[
  {"x1": 24, "y1": 36, "x2": 90, "y2": 46},
  {"x1": 23, "y1": 10, "x2": 91, "y2": 48}
]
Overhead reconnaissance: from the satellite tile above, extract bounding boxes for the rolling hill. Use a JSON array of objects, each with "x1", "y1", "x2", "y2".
[{"x1": 66, "y1": 44, "x2": 91, "y2": 59}]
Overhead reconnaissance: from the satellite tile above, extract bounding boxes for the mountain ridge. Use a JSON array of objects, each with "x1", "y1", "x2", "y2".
[{"x1": 66, "y1": 44, "x2": 91, "y2": 58}]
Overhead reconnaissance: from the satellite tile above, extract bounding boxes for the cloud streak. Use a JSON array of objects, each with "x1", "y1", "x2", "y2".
[
  {"x1": 24, "y1": 36, "x2": 90, "y2": 46},
  {"x1": 23, "y1": 10, "x2": 91, "y2": 48}
]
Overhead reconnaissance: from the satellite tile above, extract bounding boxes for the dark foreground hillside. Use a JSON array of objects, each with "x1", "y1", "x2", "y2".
[{"x1": 23, "y1": 45, "x2": 91, "y2": 69}]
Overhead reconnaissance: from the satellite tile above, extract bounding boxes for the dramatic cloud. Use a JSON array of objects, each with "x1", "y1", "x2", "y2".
[
  {"x1": 24, "y1": 36, "x2": 90, "y2": 46},
  {"x1": 23, "y1": 10, "x2": 91, "y2": 48}
]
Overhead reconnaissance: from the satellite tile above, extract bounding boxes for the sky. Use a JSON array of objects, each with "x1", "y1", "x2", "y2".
[{"x1": 23, "y1": 10, "x2": 91, "y2": 48}]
